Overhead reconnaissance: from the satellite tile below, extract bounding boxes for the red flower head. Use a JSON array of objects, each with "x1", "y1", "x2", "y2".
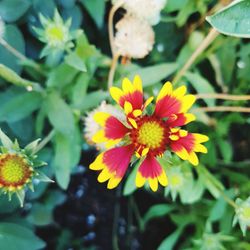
[{"x1": 89, "y1": 75, "x2": 209, "y2": 191}]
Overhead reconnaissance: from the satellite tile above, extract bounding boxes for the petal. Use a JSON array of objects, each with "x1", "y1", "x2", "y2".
[
  {"x1": 135, "y1": 172, "x2": 146, "y2": 188},
  {"x1": 149, "y1": 178, "x2": 158, "y2": 192},
  {"x1": 143, "y1": 96, "x2": 154, "y2": 109},
  {"x1": 188, "y1": 151, "x2": 199, "y2": 166},
  {"x1": 133, "y1": 75, "x2": 143, "y2": 92},
  {"x1": 110, "y1": 76, "x2": 144, "y2": 110},
  {"x1": 158, "y1": 171, "x2": 168, "y2": 186},
  {"x1": 194, "y1": 144, "x2": 208, "y2": 153},
  {"x1": 93, "y1": 112, "x2": 129, "y2": 145},
  {"x1": 154, "y1": 94, "x2": 182, "y2": 118},
  {"x1": 166, "y1": 113, "x2": 196, "y2": 127},
  {"x1": 180, "y1": 95, "x2": 196, "y2": 113},
  {"x1": 193, "y1": 133, "x2": 209, "y2": 143},
  {"x1": 154, "y1": 82, "x2": 196, "y2": 119},
  {"x1": 173, "y1": 85, "x2": 186, "y2": 98},
  {"x1": 122, "y1": 78, "x2": 134, "y2": 93},
  {"x1": 94, "y1": 112, "x2": 110, "y2": 126},
  {"x1": 124, "y1": 101, "x2": 133, "y2": 115},
  {"x1": 110, "y1": 87, "x2": 123, "y2": 103},
  {"x1": 170, "y1": 132, "x2": 209, "y2": 166},
  {"x1": 156, "y1": 81, "x2": 173, "y2": 102},
  {"x1": 136, "y1": 155, "x2": 167, "y2": 191},
  {"x1": 89, "y1": 145, "x2": 134, "y2": 188},
  {"x1": 133, "y1": 109, "x2": 142, "y2": 117}
]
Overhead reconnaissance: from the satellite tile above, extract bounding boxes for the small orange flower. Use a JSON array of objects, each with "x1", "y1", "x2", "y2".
[
  {"x1": 0, "y1": 154, "x2": 34, "y2": 192},
  {"x1": 88, "y1": 75, "x2": 209, "y2": 191}
]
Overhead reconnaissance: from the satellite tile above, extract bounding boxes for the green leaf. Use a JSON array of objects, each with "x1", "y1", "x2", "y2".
[
  {"x1": 0, "y1": 91, "x2": 42, "y2": 123},
  {"x1": 0, "y1": 25, "x2": 25, "y2": 74},
  {"x1": 71, "y1": 73, "x2": 90, "y2": 107},
  {"x1": 123, "y1": 163, "x2": 139, "y2": 196},
  {"x1": 197, "y1": 165, "x2": 225, "y2": 199},
  {"x1": 46, "y1": 92, "x2": 74, "y2": 135},
  {"x1": 0, "y1": 223, "x2": 45, "y2": 250},
  {"x1": 180, "y1": 176, "x2": 205, "y2": 204},
  {"x1": 0, "y1": 129, "x2": 13, "y2": 149},
  {"x1": 143, "y1": 204, "x2": 174, "y2": 225},
  {"x1": 65, "y1": 52, "x2": 87, "y2": 72},
  {"x1": 46, "y1": 63, "x2": 77, "y2": 88},
  {"x1": 27, "y1": 203, "x2": 53, "y2": 226},
  {"x1": 206, "y1": 0, "x2": 250, "y2": 38},
  {"x1": 0, "y1": 0, "x2": 31, "y2": 22},
  {"x1": 217, "y1": 138, "x2": 233, "y2": 163},
  {"x1": 158, "y1": 227, "x2": 184, "y2": 250},
  {"x1": 0, "y1": 196, "x2": 19, "y2": 214},
  {"x1": 80, "y1": 0, "x2": 106, "y2": 28},
  {"x1": 184, "y1": 71, "x2": 215, "y2": 106},
  {"x1": 117, "y1": 63, "x2": 179, "y2": 87},
  {"x1": 209, "y1": 197, "x2": 227, "y2": 222},
  {"x1": 0, "y1": 64, "x2": 41, "y2": 90},
  {"x1": 77, "y1": 90, "x2": 109, "y2": 110},
  {"x1": 53, "y1": 127, "x2": 81, "y2": 189}
]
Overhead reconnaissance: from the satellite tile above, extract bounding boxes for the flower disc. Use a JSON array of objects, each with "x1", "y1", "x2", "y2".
[{"x1": 0, "y1": 154, "x2": 33, "y2": 191}]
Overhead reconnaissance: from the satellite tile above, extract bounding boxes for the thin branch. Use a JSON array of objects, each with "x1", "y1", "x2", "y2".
[
  {"x1": 108, "y1": 53, "x2": 120, "y2": 89},
  {"x1": 33, "y1": 130, "x2": 56, "y2": 154},
  {"x1": 108, "y1": 0, "x2": 124, "y2": 56},
  {"x1": 195, "y1": 93, "x2": 250, "y2": 101},
  {"x1": 193, "y1": 106, "x2": 250, "y2": 113},
  {"x1": 0, "y1": 38, "x2": 45, "y2": 75},
  {"x1": 172, "y1": 28, "x2": 219, "y2": 85}
]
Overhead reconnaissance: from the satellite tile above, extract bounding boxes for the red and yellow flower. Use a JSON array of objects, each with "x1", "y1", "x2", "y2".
[{"x1": 89, "y1": 75, "x2": 208, "y2": 191}]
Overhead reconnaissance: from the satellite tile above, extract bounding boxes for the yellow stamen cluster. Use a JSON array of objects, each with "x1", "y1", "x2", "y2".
[
  {"x1": 137, "y1": 121, "x2": 164, "y2": 149},
  {"x1": 0, "y1": 154, "x2": 33, "y2": 191}
]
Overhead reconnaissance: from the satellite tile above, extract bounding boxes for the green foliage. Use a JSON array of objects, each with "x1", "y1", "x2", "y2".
[
  {"x1": 0, "y1": 0, "x2": 249, "y2": 249},
  {"x1": 206, "y1": 0, "x2": 250, "y2": 38},
  {"x1": 0, "y1": 223, "x2": 45, "y2": 250}
]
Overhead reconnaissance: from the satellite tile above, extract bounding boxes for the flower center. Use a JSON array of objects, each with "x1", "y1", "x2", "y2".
[
  {"x1": 130, "y1": 116, "x2": 168, "y2": 156},
  {"x1": 0, "y1": 154, "x2": 33, "y2": 189},
  {"x1": 46, "y1": 25, "x2": 65, "y2": 45},
  {"x1": 137, "y1": 121, "x2": 164, "y2": 149}
]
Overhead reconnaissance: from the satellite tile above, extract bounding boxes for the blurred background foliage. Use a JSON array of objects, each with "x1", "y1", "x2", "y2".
[{"x1": 0, "y1": 0, "x2": 249, "y2": 249}]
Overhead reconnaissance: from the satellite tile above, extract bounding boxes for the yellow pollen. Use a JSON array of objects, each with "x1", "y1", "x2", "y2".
[
  {"x1": 46, "y1": 25, "x2": 65, "y2": 44},
  {"x1": 137, "y1": 121, "x2": 164, "y2": 149},
  {"x1": 170, "y1": 174, "x2": 183, "y2": 188},
  {"x1": 0, "y1": 154, "x2": 32, "y2": 186},
  {"x1": 242, "y1": 207, "x2": 250, "y2": 220}
]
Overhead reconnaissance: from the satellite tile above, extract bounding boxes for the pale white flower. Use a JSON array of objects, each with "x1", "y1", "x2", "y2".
[
  {"x1": 114, "y1": 15, "x2": 155, "y2": 59},
  {"x1": 0, "y1": 17, "x2": 5, "y2": 39},
  {"x1": 123, "y1": 0, "x2": 167, "y2": 25},
  {"x1": 84, "y1": 101, "x2": 125, "y2": 150}
]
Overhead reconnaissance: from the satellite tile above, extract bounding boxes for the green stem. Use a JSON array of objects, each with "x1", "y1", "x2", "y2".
[
  {"x1": 33, "y1": 130, "x2": 56, "y2": 154},
  {"x1": 131, "y1": 196, "x2": 144, "y2": 232},
  {"x1": 0, "y1": 38, "x2": 45, "y2": 76}
]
